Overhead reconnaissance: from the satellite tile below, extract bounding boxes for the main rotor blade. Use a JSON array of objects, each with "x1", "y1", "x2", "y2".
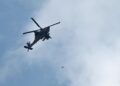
[
  {"x1": 31, "y1": 17, "x2": 42, "y2": 29},
  {"x1": 23, "y1": 30, "x2": 38, "y2": 35},
  {"x1": 47, "y1": 22, "x2": 60, "y2": 27},
  {"x1": 23, "y1": 21, "x2": 60, "y2": 35}
]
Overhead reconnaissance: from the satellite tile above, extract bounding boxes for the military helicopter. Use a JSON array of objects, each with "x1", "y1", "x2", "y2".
[{"x1": 23, "y1": 17, "x2": 60, "y2": 51}]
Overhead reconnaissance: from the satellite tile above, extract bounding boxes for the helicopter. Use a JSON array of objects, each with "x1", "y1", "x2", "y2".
[{"x1": 23, "y1": 17, "x2": 60, "y2": 51}]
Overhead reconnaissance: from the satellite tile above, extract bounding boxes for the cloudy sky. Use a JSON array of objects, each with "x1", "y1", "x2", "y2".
[{"x1": 0, "y1": 0, "x2": 120, "y2": 86}]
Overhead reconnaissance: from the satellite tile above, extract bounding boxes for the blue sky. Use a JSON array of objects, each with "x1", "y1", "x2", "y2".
[
  {"x1": 0, "y1": 0, "x2": 46, "y2": 56},
  {"x1": 0, "y1": 0, "x2": 120, "y2": 86},
  {"x1": 0, "y1": 0, "x2": 61, "y2": 86}
]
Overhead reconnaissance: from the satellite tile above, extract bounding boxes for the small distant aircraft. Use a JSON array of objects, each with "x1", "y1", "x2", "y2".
[{"x1": 23, "y1": 17, "x2": 60, "y2": 51}]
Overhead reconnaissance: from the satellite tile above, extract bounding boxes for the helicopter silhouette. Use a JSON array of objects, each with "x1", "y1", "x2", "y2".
[{"x1": 23, "y1": 17, "x2": 60, "y2": 51}]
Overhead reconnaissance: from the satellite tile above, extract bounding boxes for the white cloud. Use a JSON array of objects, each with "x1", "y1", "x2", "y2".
[{"x1": 30, "y1": 0, "x2": 120, "y2": 86}]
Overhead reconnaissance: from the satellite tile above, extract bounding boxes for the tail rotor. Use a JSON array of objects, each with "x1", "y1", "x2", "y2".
[{"x1": 24, "y1": 41, "x2": 33, "y2": 51}]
